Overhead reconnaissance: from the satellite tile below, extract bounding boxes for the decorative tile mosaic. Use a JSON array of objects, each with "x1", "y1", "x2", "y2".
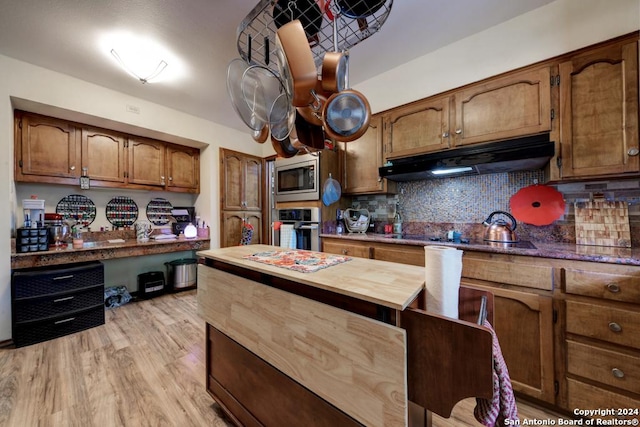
[{"x1": 349, "y1": 173, "x2": 640, "y2": 245}]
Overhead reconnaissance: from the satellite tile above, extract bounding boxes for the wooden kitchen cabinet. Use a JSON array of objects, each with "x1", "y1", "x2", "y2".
[
  {"x1": 323, "y1": 237, "x2": 558, "y2": 404},
  {"x1": 562, "y1": 261, "x2": 640, "y2": 412},
  {"x1": 341, "y1": 115, "x2": 396, "y2": 195},
  {"x1": 322, "y1": 239, "x2": 371, "y2": 258},
  {"x1": 384, "y1": 95, "x2": 452, "y2": 159},
  {"x1": 220, "y1": 148, "x2": 262, "y2": 211},
  {"x1": 166, "y1": 144, "x2": 200, "y2": 192},
  {"x1": 462, "y1": 282, "x2": 556, "y2": 403},
  {"x1": 15, "y1": 111, "x2": 81, "y2": 184},
  {"x1": 14, "y1": 111, "x2": 201, "y2": 193},
  {"x1": 220, "y1": 148, "x2": 263, "y2": 247},
  {"x1": 453, "y1": 66, "x2": 551, "y2": 146},
  {"x1": 557, "y1": 39, "x2": 639, "y2": 179},
  {"x1": 220, "y1": 211, "x2": 262, "y2": 247},
  {"x1": 81, "y1": 127, "x2": 126, "y2": 184},
  {"x1": 127, "y1": 136, "x2": 166, "y2": 188}
]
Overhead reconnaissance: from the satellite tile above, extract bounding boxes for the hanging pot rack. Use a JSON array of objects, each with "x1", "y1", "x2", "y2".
[{"x1": 237, "y1": 0, "x2": 393, "y2": 74}]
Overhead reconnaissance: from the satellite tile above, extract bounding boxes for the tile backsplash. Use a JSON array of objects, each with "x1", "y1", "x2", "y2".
[{"x1": 351, "y1": 172, "x2": 640, "y2": 245}]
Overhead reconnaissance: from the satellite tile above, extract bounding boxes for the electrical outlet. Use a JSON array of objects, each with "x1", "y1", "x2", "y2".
[{"x1": 126, "y1": 104, "x2": 140, "y2": 114}]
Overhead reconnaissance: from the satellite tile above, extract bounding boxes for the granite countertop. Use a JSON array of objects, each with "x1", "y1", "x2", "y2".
[
  {"x1": 11, "y1": 236, "x2": 211, "y2": 269},
  {"x1": 321, "y1": 232, "x2": 640, "y2": 266}
]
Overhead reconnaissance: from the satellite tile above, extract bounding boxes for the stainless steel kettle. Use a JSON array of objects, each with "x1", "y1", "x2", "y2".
[{"x1": 483, "y1": 211, "x2": 518, "y2": 243}]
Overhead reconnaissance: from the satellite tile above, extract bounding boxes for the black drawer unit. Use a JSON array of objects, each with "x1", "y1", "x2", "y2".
[{"x1": 12, "y1": 261, "x2": 105, "y2": 347}]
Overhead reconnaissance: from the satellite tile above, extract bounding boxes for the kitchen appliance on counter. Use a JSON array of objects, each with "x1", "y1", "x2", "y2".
[
  {"x1": 274, "y1": 150, "x2": 339, "y2": 203},
  {"x1": 22, "y1": 199, "x2": 45, "y2": 228},
  {"x1": 483, "y1": 211, "x2": 519, "y2": 243},
  {"x1": 272, "y1": 207, "x2": 321, "y2": 251},
  {"x1": 171, "y1": 207, "x2": 195, "y2": 236}
]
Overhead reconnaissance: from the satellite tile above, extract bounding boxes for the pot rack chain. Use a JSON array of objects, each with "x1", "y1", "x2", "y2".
[{"x1": 237, "y1": 0, "x2": 393, "y2": 74}]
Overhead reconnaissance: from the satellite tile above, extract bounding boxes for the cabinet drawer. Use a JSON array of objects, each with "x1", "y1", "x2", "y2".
[
  {"x1": 373, "y1": 245, "x2": 424, "y2": 266},
  {"x1": 565, "y1": 268, "x2": 640, "y2": 303},
  {"x1": 462, "y1": 255, "x2": 554, "y2": 290},
  {"x1": 567, "y1": 340, "x2": 640, "y2": 394},
  {"x1": 13, "y1": 284, "x2": 104, "y2": 323},
  {"x1": 13, "y1": 306, "x2": 105, "y2": 348},
  {"x1": 12, "y1": 261, "x2": 104, "y2": 298},
  {"x1": 566, "y1": 300, "x2": 640, "y2": 349},
  {"x1": 567, "y1": 378, "x2": 639, "y2": 417},
  {"x1": 322, "y1": 241, "x2": 370, "y2": 258}
]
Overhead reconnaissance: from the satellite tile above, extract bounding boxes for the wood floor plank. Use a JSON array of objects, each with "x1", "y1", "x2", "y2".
[{"x1": 0, "y1": 290, "x2": 570, "y2": 427}]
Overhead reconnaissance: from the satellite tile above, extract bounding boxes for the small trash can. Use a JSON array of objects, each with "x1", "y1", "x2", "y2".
[{"x1": 165, "y1": 258, "x2": 198, "y2": 291}]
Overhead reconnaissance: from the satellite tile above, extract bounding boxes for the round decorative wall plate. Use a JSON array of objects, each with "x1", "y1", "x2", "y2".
[
  {"x1": 105, "y1": 196, "x2": 139, "y2": 228},
  {"x1": 146, "y1": 198, "x2": 173, "y2": 226},
  {"x1": 55, "y1": 194, "x2": 97, "y2": 227}
]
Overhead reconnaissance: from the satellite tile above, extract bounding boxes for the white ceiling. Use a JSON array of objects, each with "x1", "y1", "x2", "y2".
[{"x1": 0, "y1": 0, "x2": 556, "y2": 133}]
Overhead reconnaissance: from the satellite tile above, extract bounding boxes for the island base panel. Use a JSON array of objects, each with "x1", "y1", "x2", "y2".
[{"x1": 206, "y1": 325, "x2": 364, "y2": 427}]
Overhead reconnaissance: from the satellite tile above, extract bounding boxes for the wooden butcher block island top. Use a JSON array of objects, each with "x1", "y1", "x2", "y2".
[
  {"x1": 197, "y1": 245, "x2": 493, "y2": 427},
  {"x1": 197, "y1": 244, "x2": 425, "y2": 310}
]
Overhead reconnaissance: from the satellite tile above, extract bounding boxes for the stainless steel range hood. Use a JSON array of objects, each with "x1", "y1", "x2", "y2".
[{"x1": 378, "y1": 134, "x2": 554, "y2": 181}]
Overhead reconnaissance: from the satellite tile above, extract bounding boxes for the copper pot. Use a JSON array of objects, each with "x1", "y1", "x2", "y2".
[
  {"x1": 322, "y1": 89, "x2": 371, "y2": 142},
  {"x1": 275, "y1": 20, "x2": 317, "y2": 107},
  {"x1": 483, "y1": 211, "x2": 518, "y2": 243}
]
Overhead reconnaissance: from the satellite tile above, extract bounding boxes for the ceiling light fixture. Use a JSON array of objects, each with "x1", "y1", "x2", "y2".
[{"x1": 110, "y1": 49, "x2": 168, "y2": 84}]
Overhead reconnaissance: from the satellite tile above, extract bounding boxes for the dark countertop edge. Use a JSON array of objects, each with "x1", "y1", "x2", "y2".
[
  {"x1": 320, "y1": 233, "x2": 640, "y2": 267},
  {"x1": 11, "y1": 238, "x2": 211, "y2": 269}
]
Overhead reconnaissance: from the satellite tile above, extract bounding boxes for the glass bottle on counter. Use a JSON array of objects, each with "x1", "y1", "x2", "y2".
[
  {"x1": 336, "y1": 209, "x2": 344, "y2": 234},
  {"x1": 393, "y1": 203, "x2": 402, "y2": 235}
]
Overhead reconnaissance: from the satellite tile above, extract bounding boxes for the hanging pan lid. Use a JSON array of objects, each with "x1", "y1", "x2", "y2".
[{"x1": 509, "y1": 184, "x2": 565, "y2": 226}]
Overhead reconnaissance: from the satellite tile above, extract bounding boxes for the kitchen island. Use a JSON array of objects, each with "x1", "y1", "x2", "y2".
[{"x1": 197, "y1": 245, "x2": 494, "y2": 427}]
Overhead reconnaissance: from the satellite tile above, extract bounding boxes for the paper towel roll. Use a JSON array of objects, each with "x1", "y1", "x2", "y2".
[{"x1": 424, "y1": 246, "x2": 463, "y2": 318}]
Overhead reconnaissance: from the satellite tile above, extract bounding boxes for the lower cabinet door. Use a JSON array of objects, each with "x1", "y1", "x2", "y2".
[
  {"x1": 461, "y1": 282, "x2": 556, "y2": 403},
  {"x1": 221, "y1": 211, "x2": 262, "y2": 248}
]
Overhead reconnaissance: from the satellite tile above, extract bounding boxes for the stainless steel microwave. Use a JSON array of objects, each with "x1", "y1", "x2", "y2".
[{"x1": 274, "y1": 151, "x2": 337, "y2": 203}]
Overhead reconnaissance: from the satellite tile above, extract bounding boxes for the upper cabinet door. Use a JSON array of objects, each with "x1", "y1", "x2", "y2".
[
  {"x1": 220, "y1": 149, "x2": 262, "y2": 211},
  {"x1": 385, "y1": 95, "x2": 452, "y2": 159},
  {"x1": 16, "y1": 112, "x2": 81, "y2": 181},
  {"x1": 167, "y1": 144, "x2": 200, "y2": 193},
  {"x1": 81, "y1": 127, "x2": 126, "y2": 183},
  {"x1": 453, "y1": 67, "x2": 552, "y2": 146},
  {"x1": 243, "y1": 156, "x2": 262, "y2": 211},
  {"x1": 127, "y1": 137, "x2": 166, "y2": 187},
  {"x1": 559, "y1": 40, "x2": 639, "y2": 178},
  {"x1": 342, "y1": 115, "x2": 396, "y2": 195}
]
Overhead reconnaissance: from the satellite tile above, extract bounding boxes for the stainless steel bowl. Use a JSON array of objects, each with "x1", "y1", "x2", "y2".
[{"x1": 48, "y1": 225, "x2": 70, "y2": 246}]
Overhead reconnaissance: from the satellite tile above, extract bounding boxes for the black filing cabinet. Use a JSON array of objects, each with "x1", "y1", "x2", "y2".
[{"x1": 11, "y1": 261, "x2": 105, "y2": 347}]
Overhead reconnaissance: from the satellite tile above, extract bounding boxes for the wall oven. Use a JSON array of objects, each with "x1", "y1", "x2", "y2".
[
  {"x1": 272, "y1": 208, "x2": 321, "y2": 252},
  {"x1": 274, "y1": 150, "x2": 337, "y2": 203}
]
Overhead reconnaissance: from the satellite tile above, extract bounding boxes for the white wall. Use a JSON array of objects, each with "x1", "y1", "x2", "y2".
[
  {"x1": 357, "y1": 0, "x2": 640, "y2": 114},
  {"x1": 0, "y1": 54, "x2": 265, "y2": 341},
  {"x1": 1, "y1": 0, "x2": 638, "y2": 341}
]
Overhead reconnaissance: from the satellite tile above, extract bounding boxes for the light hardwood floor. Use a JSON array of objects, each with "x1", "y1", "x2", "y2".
[{"x1": 0, "y1": 291, "x2": 569, "y2": 426}]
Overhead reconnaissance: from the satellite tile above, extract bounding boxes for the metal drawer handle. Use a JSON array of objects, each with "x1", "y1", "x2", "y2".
[
  {"x1": 606, "y1": 283, "x2": 620, "y2": 293},
  {"x1": 612, "y1": 368, "x2": 625, "y2": 378},
  {"x1": 54, "y1": 317, "x2": 76, "y2": 325},
  {"x1": 53, "y1": 296, "x2": 75, "y2": 303},
  {"x1": 52, "y1": 275, "x2": 74, "y2": 281},
  {"x1": 609, "y1": 322, "x2": 622, "y2": 333}
]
